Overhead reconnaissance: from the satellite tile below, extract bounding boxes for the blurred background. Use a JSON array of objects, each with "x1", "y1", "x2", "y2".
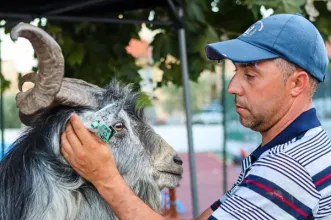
[{"x1": 0, "y1": 0, "x2": 331, "y2": 219}]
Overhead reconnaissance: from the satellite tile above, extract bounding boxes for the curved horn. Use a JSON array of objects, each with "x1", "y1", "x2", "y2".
[
  {"x1": 18, "y1": 72, "x2": 37, "y2": 92},
  {"x1": 19, "y1": 78, "x2": 105, "y2": 126},
  {"x1": 11, "y1": 23, "x2": 106, "y2": 126},
  {"x1": 11, "y1": 22, "x2": 64, "y2": 115},
  {"x1": 54, "y1": 78, "x2": 105, "y2": 107}
]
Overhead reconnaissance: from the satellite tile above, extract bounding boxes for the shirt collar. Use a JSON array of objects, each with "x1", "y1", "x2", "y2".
[{"x1": 251, "y1": 108, "x2": 321, "y2": 159}]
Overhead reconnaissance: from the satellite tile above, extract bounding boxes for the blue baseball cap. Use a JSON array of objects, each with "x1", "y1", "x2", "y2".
[{"x1": 205, "y1": 14, "x2": 329, "y2": 82}]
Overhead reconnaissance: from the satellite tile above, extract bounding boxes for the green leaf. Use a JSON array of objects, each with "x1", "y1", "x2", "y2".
[
  {"x1": 67, "y1": 44, "x2": 85, "y2": 66},
  {"x1": 46, "y1": 25, "x2": 62, "y2": 35},
  {"x1": 151, "y1": 32, "x2": 171, "y2": 61},
  {"x1": 202, "y1": 25, "x2": 220, "y2": 59},
  {"x1": 242, "y1": 0, "x2": 305, "y2": 14},
  {"x1": 74, "y1": 22, "x2": 89, "y2": 35},
  {"x1": 185, "y1": 20, "x2": 203, "y2": 33},
  {"x1": 281, "y1": 0, "x2": 305, "y2": 13},
  {"x1": 0, "y1": 73, "x2": 11, "y2": 93},
  {"x1": 61, "y1": 36, "x2": 75, "y2": 53},
  {"x1": 2, "y1": 95, "x2": 21, "y2": 128},
  {"x1": 136, "y1": 93, "x2": 152, "y2": 109},
  {"x1": 312, "y1": 1, "x2": 331, "y2": 40},
  {"x1": 186, "y1": 1, "x2": 206, "y2": 23}
]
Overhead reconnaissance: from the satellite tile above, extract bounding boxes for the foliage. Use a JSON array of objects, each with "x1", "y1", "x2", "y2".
[
  {"x1": 33, "y1": 21, "x2": 142, "y2": 88},
  {"x1": 2, "y1": 95, "x2": 21, "y2": 128},
  {"x1": 157, "y1": 72, "x2": 221, "y2": 115},
  {"x1": 241, "y1": 0, "x2": 331, "y2": 38},
  {"x1": 242, "y1": 0, "x2": 306, "y2": 15},
  {"x1": 136, "y1": 93, "x2": 153, "y2": 109},
  {"x1": 0, "y1": 73, "x2": 10, "y2": 93}
]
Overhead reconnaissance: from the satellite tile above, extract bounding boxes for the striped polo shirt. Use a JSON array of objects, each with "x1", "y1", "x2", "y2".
[{"x1": 209, "y1": 108, "x2": 331, "y2": 219}]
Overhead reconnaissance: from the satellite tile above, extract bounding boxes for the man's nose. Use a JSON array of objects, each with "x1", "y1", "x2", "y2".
[{"x1": 227, "y1": 74, "x2": 243, "y2": 96}]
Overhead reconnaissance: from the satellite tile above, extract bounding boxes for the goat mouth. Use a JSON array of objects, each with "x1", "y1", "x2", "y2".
[{"x1": 159, "y1": 170, "x2": 182, "y2": 177}]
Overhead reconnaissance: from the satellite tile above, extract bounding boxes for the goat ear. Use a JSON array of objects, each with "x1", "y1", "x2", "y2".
[
  {"x1": 94, "y1": 102, "x2": 123, "y2": 118},
  {"x1": 19, "y1": 111, "x2": 39, "y2": 126},
  {"x1": 18, "y1": 105, "x2": 56, "y2": 126},
  {"x1": 80, "y1": 102, "x2": 123, "y2": 130}
]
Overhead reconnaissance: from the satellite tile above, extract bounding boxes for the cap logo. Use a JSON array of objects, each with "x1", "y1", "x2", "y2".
[{"x1": 243, "y1": 21, "x2": 264, "y2": 36}]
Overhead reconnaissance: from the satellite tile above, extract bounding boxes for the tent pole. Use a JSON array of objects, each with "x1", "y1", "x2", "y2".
[
  {"x1": 0, "y1": 30, "x2": 4, "y2": 158},
  {"x1": 177, "y1": 6, "x2": 199, "y2": 218},
  {"x1": 221, "y1": 61, "x2": 227, "y2": 193},
  {"x1": 46, "y1": 0, "x2": 107, "y2": 15}
]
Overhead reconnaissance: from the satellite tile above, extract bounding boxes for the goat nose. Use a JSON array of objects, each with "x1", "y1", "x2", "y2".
[{"x1": 173, "y1": 155, "x2": 183, "y2": 165}]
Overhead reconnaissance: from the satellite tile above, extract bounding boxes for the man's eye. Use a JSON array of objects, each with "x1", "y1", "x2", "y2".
[
  {"x1": 245, "y1": 73, "x2": 254, "y2": 78},
  {"x1": 113, "y1": 122, "x2": 124, "y2": 132}
]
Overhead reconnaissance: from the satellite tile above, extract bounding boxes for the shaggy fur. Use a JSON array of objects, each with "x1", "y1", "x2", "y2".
[{"x1": 0, "y1": 81, "x2": 182, "y2": 220}]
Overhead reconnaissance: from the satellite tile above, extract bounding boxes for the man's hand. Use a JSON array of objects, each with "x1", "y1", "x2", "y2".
[{"x1": 61, "y1": 113, "x2": 120, "y2": 187}]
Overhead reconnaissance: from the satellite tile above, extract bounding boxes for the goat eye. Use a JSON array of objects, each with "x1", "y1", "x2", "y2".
[{"x1": 113, "y1": 122, "x2": 124, "y2": 132}]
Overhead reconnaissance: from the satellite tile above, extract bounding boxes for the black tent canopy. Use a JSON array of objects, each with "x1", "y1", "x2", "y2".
[
  {"x1": 1, "y1": 0, "x2": 173, "y2": 14},
  {"x1": 0, "y1": 0, "x2": 181, "y2": 26},
  {"x1": 0, "y1": 0, "x2": 200, "y2": 217}
]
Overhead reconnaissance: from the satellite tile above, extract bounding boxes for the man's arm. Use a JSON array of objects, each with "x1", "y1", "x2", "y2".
[
  {"x1": 94, "y1": 174, "x2": 164, "y2": 219},
  {"x1": 195, "y1": 208, "x2": 213, "y2": 220},
  {"x1": 97, "y1": 172, "x2": 213, "y2": 220},
  {"x1": 98, "y1": 173, "x2": 213, "y2": 220},
  {"x1": 99, "y1": 175, "x2": 213, "y2": 220},
  {"x1": 96, "y1": 173, "x2": 212, "y2": 220}
]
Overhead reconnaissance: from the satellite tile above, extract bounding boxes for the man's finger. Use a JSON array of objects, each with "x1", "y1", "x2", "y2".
[
  {"x1": 61, "y1": 133, "x2": 81, "y2": 170},
  {"x1": 65, "y1": 122, "x2": 83, "y2": 152},
  {"x1": 61, "y1": 132, "x2": 74, "y2": 161},
  {"x1": 69, "y1": 113, "x2": 93, "y2": 144}
]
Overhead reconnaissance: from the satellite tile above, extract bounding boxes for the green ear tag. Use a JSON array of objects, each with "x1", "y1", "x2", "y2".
[
  {"x1": 91, "y1": 120, "x2": 117, "y2": 143},
  {"x1": 91, "y1": 121, "x2": 100, "y2": 129},
  {"x1": 98, "y1": 124, "x2": 116, "y2": 143}
]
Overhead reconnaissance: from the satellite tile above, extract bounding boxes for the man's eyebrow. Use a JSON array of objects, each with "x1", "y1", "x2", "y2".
[
  {"x1": 238, "y1": 62, "x2": 259, "y2": 69},
  {"x1": 232, "y1": 62, "x2": 260, "y2": 72}
]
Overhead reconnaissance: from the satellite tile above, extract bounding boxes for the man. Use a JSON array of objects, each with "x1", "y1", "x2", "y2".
[{"x1": 61, "y1": 13, "x2": 330, "y2": 219}]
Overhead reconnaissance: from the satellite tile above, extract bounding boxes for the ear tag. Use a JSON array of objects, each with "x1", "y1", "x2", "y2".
[{"x1": 91, "y1": 120, "x2": 117, "y2": 143}]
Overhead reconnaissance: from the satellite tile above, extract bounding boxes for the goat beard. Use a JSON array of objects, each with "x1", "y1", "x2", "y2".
[{"x1": 124, "y1": 177, "x2": 162, "y2": 212}]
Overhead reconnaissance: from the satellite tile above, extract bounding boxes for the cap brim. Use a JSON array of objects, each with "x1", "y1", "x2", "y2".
[{"x1": 205, "y1": 39, "x2": 280, "y2": 63}]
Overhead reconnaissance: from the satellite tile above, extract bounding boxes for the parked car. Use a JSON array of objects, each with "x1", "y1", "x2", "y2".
[{"x1": 192, "y1": 101, "x2": 223, "y2": 125}]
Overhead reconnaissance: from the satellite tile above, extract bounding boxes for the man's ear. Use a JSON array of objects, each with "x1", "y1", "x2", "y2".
[{"x1": 289, "y1": 71, "x2": 310, "y2": 97}]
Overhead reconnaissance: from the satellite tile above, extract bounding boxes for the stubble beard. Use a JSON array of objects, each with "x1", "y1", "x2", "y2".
[
  {"x1": 239, "y1": 109, "x2": 264, "y2": 131},
  {"x1": 235, "y1": 97, "x2": 265, "y2": 131},
  {"x1": 239, "y1": 113, "x2": 264, "y2": 131}
]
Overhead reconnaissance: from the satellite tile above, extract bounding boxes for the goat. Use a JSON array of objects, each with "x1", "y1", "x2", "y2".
[{"x1": 0, "y1": 23, "x2": 183, "y2": 220}]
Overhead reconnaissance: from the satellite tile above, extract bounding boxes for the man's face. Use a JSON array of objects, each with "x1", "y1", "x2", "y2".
[{"x1": 227, "y1": 60, "x2": 292, "y2": 132}]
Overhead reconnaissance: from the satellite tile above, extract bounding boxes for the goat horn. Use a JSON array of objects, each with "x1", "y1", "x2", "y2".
[
  {"x1": 18, "y1": 78, "x2": 105, "y2": 126},
  {"x1": 54, "y1": 78, "x2": 105, "y2": 107},
  {"x1": 18, "y1": 72, "x2": 37, "y2": 92},
  {"x1": 11, "y1": 22, "x2": 64, "y2": 115},
  {"x1": 11, "y1": 23, "x2": 106, "y2": 126}
]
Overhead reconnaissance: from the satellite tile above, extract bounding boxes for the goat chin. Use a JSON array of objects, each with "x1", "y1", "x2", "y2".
[{"x1": 0, "y1": 106, "x2": 162, "y2": 220}]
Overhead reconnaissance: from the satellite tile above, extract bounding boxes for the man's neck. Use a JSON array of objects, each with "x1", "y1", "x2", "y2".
[{"x1": 260, "y1": 100, "x2": 312, "y2": 146}]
